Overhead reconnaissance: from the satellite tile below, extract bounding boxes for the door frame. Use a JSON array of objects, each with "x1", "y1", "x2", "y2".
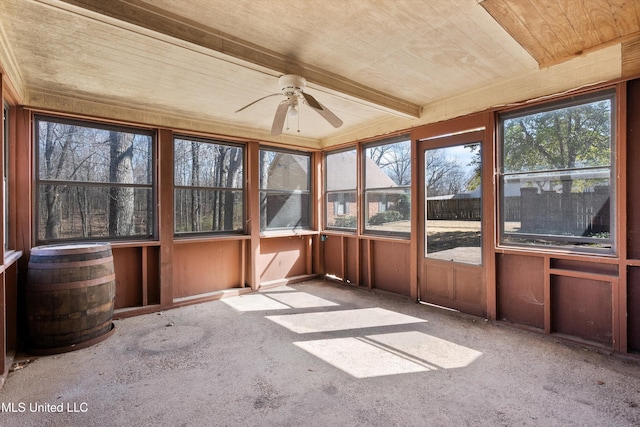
[{"x1": 413, "y1": 112, "x2": 495, "y2": 318}]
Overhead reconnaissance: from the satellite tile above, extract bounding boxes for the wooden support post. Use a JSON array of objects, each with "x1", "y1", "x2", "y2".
[
  {"x1": 157, "y1": 129, "x2": 174, "y2": 306},
  {"x1": 409, "y1": 135, "x2": 418, "y2": 300},
  {"x1": 248, "y1": 142, "x2": 261, "y2": 290},
  {"x1": 616, "y1": 81, "x2": 628, "y2": 353},
  {"x1": 484, "y1": 112, "x2": 497, "y2": 320}
]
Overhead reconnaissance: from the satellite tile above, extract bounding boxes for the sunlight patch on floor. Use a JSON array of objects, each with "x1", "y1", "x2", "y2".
[
  {"x1": 266, "y1": 292, "x2": 340, "y2": 309},
  {"x1": 223, "y1": 287, "x2": 482, "y2": 378},
  {"x1": 266, "y1": 307, "x2": 427, "y2": 333},
  {"x1": 366, "y1": 331, "x2": 483, "y2": 369},
  {"x1": 221, "y1": 294, "x2": 290, "y2": 311},
  {"x1": 295, "y1": 337, "x2": 429, "y2": 378},
  {"x1": 222, "y1": 292, "x2": 338, "y2": 311},
  {"x1": 294, "y1": 331, "x2": 482, "y2": 378}
]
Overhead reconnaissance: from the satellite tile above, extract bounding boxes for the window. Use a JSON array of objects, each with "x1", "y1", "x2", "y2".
[
  {"x1": 499, "y1": 90, "x2": 615, "y2": 252},
  {"x1": 259, "y1": 149, "x2": 311, "y2": 231},
  {"x1": 174, "y1": 136, "x2": 244, "y2": 234},
  {"x1": 325, "y1": 149, "x2": 356, "y2": 230},
  {"x1": 364, "y1": 136, "x2": 411, "y2": 235},
  {"x1": 35, "y1": 116, "x2": 154, "y2": 242}
]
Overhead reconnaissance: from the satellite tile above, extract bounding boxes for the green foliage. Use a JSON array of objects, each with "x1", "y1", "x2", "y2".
[
  {"x1": 398, "y1": 194, "x2": 411, "y2": 220},
  {"x1": 465, "y1": 143, "x2": 482, "y2": 191},
  {"x1": 334, "y1": 216, "x2": 356, "y2": 228},
  {"x1": 503, "y1": 99, "x2": 611, "y2": 173},
  {"x1": 369, "y1": 210, "x2": 403, "y2": 225}
]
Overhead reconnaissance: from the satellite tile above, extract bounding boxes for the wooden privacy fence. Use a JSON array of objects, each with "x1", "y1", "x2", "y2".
[
  {"x1": 519, "y1": 187, "x2": 610, "y2": 235},
  {"x1": 428, "y1": 186, "x2": 610, "y2": 236},
  {"x1": 427, "y1": 198, "x2": 481, "y2": 220}
]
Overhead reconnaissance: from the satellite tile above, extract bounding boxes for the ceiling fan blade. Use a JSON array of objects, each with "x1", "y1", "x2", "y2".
[
  {"x1": 309, "y1": 100, "x2": 343, "y2": 128},
  {"x1": 271, "y1": 101, "x2": 289, "y2": 136},
  {"x1": 301, "y1": 92, "x2": 323, "y2": 110},
  {"x1": 235, "y1": 93, "x2": 281, "y2": 113}
]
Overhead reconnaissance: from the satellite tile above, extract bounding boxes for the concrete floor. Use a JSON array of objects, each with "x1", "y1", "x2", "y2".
[{"x1": 1, "y1": 279, "x2": 640, "y2": 426}]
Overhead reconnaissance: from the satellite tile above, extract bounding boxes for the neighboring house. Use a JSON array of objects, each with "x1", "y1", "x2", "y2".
[
  {"x1": 262, "y1": 152, "x2": 311, "y2": 229},
  {"x1": 324, "y1": 151, "x2": 400, "y2": 227}
]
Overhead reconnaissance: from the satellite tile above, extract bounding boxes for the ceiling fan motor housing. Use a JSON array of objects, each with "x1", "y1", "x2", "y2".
[{"x1": 279, "y1": 74, "x2": 306, "y2": 95}]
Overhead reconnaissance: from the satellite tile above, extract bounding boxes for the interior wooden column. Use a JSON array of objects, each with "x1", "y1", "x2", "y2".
[
  {"x1": 13, "y1": 107, "x2": 30, "y2": 256},
  {"x1": 247, "y1": 141, "x2": 260, "y2": 290},
  {"x1": 484, "y1": 112, "x2": 497, "y2": 320},
  {"x1": 616, "y1": 81, "x2": 628, "y2": 352},
  {"x1": 355, "y1": 143, "x2": 363, "y2": 286},
  {"x1": 409, "y1": 135, "x2": 418, "y2": 300},
  {"x1": 157, "y1": 128, "x2": 174, "y2": 306},
  {"x1": 313, "y1": 151, "x2": 323, "y2": 275}
]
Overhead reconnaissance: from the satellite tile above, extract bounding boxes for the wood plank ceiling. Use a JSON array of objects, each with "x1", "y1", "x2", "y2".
[
  {"x1": 481, "y1": 0, "x2": 640, "y2": 67},
  {"x1": 0, "y1": 0, "x2": 636, "y2": 148}
]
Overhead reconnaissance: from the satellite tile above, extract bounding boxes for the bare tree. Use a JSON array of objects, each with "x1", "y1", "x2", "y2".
[
  {"x1": 190, "y1": 141, "x2": 201, "y2": 232},
  {"x1": 368, "y1": 141, "x2": 412, "y2": 186},
  {"x1": 426, "y1": 150, "x2": 457, "y2": 196},
  {"x1": 42, "y1": 122, "x2": 75, "y2": 239},
  {"x1": 224, "y1": 146, "x2": 243, "y2": 230},
  {"x1": 108, "y1": 131, "x2": 134, "y2": 236}
]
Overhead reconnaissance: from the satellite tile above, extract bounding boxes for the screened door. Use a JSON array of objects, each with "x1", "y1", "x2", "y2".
[{"x1": 418, "y1": 131, "x2": 486, "y2": 316}]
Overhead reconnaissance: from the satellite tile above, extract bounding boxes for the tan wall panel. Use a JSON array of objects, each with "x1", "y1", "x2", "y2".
[
  {"x1": 496, "y1": 254, "x2": 545, "y2": 329},
  {"x1": 371, "y1": 241, "x2": 411, "y2": 296},
  {"x1": 551, "y1": 275, "x2": 612, "y2": 346},
  {"x1": 360, "y1": 240, "x2": 371, "y2": 286},
  {"x1": 345, "y1": 237, "x2": 358, "y2": 284},
  {"x1": 173, "y1": 240, "x2": 243, "y2": 298},
  {"x1": 259, "y1": 236, "x2": 307, "y2": 283},
  {"x1": 322, "y1": 235, "x2": 343, "y2": 279}
]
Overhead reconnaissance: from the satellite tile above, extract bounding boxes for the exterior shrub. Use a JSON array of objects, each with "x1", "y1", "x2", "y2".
[
  {"x1": 334, "y1": 216, "x2": 356, "y2": 228},
  {"x1": 369, "y1": 210, "x2": 402, "y2": 225}
]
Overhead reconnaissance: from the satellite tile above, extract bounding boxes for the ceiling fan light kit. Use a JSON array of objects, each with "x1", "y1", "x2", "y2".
[{"x1": 235, "y1": 74, "x2": 343, "y2": 136}]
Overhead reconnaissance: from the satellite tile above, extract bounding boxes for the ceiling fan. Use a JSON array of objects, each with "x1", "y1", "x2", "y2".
[{"x1": 235, "y1": 74, "x2": 343, "y2": 136}]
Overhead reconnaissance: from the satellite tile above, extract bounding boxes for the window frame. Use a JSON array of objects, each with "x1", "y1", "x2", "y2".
[
  {"x1": 259, "y1": 146, "x2": 312, "y2": 232},
  {"x1": 3, "y1": 102, "x2": 9, "y2": 250},
  {"x1": 33, "y1": 114, "x2": 157, "y2": 244},
  {"x1": 324, "y1": 147, "x2": 357, "y2": 232},
  {"x1": 497, "y1": 89, "x2": 616, "y2": 254},
  {"x1": 362, "y1": 135, "x2": 412, "y2": 238},
  {"x1": 173, "y1": 135, "x2": 246, "y2": 236}
]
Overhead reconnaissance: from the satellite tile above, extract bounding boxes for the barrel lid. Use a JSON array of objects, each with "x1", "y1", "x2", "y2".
[{"x1": 31, "y1": 242, "x2": 112, "y2": 255}]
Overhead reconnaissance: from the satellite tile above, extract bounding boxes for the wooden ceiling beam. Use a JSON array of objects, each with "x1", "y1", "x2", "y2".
[{"x1": 53, "y1": 0, "x2": 421, "y2": 118}]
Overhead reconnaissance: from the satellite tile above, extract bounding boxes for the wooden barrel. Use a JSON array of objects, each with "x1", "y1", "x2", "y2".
[{"x1": 26, "y1": 243, "x2": 116, "y2": 352}]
